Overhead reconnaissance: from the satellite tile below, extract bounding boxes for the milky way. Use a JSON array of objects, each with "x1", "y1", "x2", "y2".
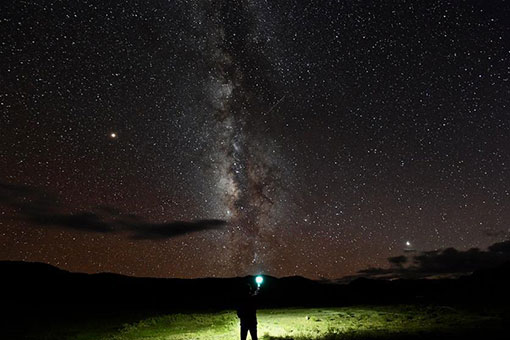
[{"x1": 195, "y1": 1, "x2": 288, "y2": 272}]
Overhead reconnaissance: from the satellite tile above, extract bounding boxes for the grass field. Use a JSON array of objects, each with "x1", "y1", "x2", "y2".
[{"x1": 16, "y1": 305, "x2": 507, "y2": 340}]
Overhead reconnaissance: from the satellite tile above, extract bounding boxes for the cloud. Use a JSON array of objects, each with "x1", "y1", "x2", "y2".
[
  {"x1": 388, "y1": 255, "x2": 407, "y2": 268},
  {"x1": 488, "y1": 240, "x2": 510, "y2": 254},
  {"x1": 28, "y1": 211, "x2": 115, "y2": 233},
  {"x1": 346, "y1": 240, "x2": 510, "y2": 281},
  {"x1": 410, "y1": 247, "x2": 501, "y2": 275},
  {"x1": 127, "y1": 219, "x2": 227, "y2": 240},
  {"x1": 0, "y1": 181, "x2": 227, "y2": 240}
]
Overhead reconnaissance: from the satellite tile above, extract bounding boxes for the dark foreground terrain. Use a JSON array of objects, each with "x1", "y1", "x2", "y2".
[
  {"x1": 7, "y1": 305, "x2": 510, "y2": 340},
  {"x1": 2, "y1": 261, "x2": 510, "y2": 339}
]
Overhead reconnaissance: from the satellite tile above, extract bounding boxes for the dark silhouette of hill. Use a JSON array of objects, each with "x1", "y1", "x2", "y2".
[{"x1": 2, "y1": 260, "x2": 510, "y2": 312}]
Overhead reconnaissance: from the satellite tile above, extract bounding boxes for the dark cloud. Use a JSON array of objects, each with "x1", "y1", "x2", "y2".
[
  {"x1": 348, "y1": 240, "x2": 510, "y2": 280},
  {"x1": 488, "y1": 240, "x2": 510, "y2": 254},
  {"x1": 127, "y1": 219, "x2": 227, "y2": 240},
  {"x1": 0, "y1": 181, "x2": 226, "y2": 240},
  {"x1": 388, "y1": 255, "x2": 407, "y2": 268},
  {"x1": 411, "y1": 247, "x2": 499, "y2": 275},
  {"x1": 28, "y1": 212, "x2": 115, "y2": 233}
]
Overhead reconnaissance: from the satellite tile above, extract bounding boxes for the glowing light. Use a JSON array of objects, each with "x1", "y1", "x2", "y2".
[
  {"x1": 255, "y1": 275, "x2": 264, "y2": 286},
  {"x1": 110, "y1": 132, "x2": 117, "y2": 138},
  {"x1": 406, "y1": 241, "x2": 411, "y2": 247}
]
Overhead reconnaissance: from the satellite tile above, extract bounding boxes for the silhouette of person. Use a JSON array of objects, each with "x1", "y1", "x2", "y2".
[{"x1": 236, "y1": 283, "x2": 259, "y2": 340}]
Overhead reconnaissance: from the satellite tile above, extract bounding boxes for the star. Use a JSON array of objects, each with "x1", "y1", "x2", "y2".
[{"x1": 1, "y1": 0, "x2": 508, "y2": 279}]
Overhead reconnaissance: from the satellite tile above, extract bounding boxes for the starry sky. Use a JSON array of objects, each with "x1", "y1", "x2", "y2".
[{"x1": 1, "y1": 0, "x2": 509, "y2": 279}]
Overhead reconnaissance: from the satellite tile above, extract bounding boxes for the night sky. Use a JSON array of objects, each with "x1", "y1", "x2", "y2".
[{"x1": 1, "y1": 0, "x2": 509, "y2": 279}]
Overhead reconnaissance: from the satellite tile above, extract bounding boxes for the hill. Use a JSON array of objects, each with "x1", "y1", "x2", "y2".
[{"x1": 2, "y1": 261, "x2": 510, "y2": 311}]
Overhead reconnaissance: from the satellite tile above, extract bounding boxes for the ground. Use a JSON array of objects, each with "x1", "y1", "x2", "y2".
[{"x1": 15, "y1": 305, "x2": 508, "y2": 340}]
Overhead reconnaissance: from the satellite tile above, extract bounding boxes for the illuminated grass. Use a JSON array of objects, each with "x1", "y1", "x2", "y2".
[
  {"x1": 109, "y1": 312, "x2": 238, "y2": 340},
  {"x1": 103, "y1": 306, "x2": 503, "y2": 340},
  {"x1": 23, "y1": 305, "x2": 506, "y2": 339}
]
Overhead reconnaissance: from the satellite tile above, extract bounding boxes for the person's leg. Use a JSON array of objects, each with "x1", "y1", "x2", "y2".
[
  {"x1": 248, "y1": 323, "x2": 258, "y2": 340},
  {"x1": 240, "y1": 323, "x2": 248, "y2": 340}
]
